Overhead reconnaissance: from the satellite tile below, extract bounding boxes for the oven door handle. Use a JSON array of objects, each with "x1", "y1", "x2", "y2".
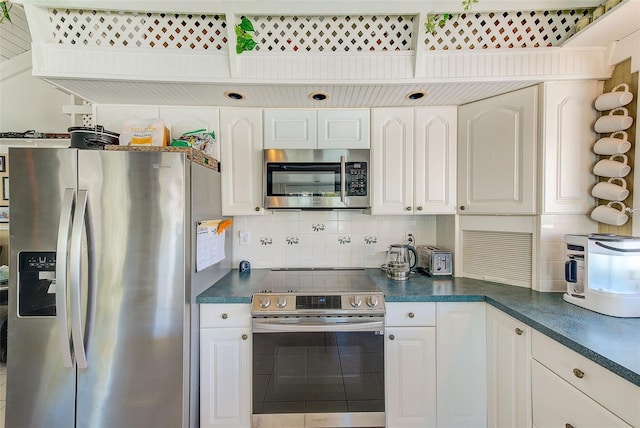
[{"x1": 252, "y1": 319, "x2": 384, "y2": 333}]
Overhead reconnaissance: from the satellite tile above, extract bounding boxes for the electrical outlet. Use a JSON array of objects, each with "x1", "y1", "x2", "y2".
[
  {"x1": 239, "y1": 230, "x2": 250, "y2": 246},
  {"x1": 407, "y1": 233, "x2": 415, "y2": 246}
]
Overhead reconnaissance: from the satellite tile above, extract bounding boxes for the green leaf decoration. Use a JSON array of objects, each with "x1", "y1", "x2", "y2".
[
  {"x1": 235, "y1": 16, "x2": 257, "y2": 54},
  {"x1": 1, "y1": 2, "x2": 12, "y2": 24},
  {"x1": 239, "y1": 16, "x2": 254, "y2": 32}
]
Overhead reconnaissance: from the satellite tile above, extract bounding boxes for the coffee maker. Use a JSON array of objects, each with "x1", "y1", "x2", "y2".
[{"x1": 564, "y1": 234, "x2": 640, "y2": 317}]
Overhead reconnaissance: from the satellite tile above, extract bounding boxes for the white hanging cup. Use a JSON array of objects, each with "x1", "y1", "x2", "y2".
[
  {"x1": 594, "y1": 84, "x2": 634, "y2": 111},
  {"x1": 594, "y1": 108, "x2": 633, "y2": 133},
  {"x1": 591, "y1": 177, "x2": 629, "y2": 201},
  {"x1": 593, "y1": 154, "x2": 631, "y2": 178},
  {"x1": 591, "y1": 201, "x2": 629, "y2": 226},
  {"x1": 593, "y1": 131, "x2": 631, "y2": 155}
]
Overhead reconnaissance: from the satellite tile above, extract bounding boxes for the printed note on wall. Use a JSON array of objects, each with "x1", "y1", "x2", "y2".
[{"x1": 196, "y1": 220, "x2": 225, "y2": 272}]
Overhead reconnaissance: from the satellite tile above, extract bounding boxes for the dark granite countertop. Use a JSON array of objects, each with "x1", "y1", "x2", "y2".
[{"x1": 197, "y1": 268, "x2": 640, "y2": 387}]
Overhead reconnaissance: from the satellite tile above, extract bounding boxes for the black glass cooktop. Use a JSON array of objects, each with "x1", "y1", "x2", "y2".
[{"x1": 259, "y1": 268, "x2": 379, "y2": 294}]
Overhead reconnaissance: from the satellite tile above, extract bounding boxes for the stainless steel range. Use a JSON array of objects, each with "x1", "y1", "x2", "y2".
[{"x1": 251, "y1": 268, "x2": 385, "y2": 428}]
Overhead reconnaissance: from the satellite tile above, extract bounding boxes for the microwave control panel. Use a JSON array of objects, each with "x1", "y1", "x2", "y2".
[{"x1": 346, "y1": 162, "x2": 367, "y2": 196}]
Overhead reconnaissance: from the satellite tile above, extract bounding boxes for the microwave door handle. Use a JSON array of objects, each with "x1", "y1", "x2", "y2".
[
  {"x1": 69, "y1": 190, "x2": 89, "y2": 369},
  {"x1": 340, "y1": 155, "x2": 346, "y2": 203},
  {"x1": 594, "y1": 241, "x2": 640, "y2": 253},
  {"x1": 55, "y1": 188, "x2": 75, "y2": 368}
]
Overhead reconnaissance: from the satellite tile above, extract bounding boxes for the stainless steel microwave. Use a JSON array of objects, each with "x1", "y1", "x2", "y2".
[{"x1": 264, "y1": 149, "x2": 370, "y2": 209}]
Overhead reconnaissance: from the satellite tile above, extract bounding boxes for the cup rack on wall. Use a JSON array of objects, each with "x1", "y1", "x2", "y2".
[{"x1": 591, "y1": 83, "x2": 635, "y2": 226}]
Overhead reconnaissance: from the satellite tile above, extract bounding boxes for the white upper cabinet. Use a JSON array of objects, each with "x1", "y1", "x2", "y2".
[
  {"x1": 371, "y1": 107, "x2": 456, "y2": 215},
  {"x1": 220, "y1": 108, "x2": 264, "y2": 216},
  {"x1": 458, "y1": 86, "x2": 538, "y2": 214},
  {"x1": 414, "y1": 107, "x2": 457, "y2": 214},
  {"x1": 264, "y1": 109, "x2": 369, "y2": 149},
  {"x1": 371, "y1": 108, "x2": 414, "y2": 215},
  {"x1": 540, "y1": 81, "x2": 599, "y2": 214}
]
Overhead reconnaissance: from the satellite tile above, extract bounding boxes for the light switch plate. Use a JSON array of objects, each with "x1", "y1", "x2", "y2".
[{"x1": 239, "y1": 230, "x2": 250, "y2": 246}]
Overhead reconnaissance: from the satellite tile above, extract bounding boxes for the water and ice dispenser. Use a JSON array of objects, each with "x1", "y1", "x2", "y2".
[{"x1": 18, "y1": 252, "x2": 57, "y2": 317}]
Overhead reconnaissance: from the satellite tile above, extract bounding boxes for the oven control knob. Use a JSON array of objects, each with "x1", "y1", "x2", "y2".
[
  {"x1": 275, "y1": 296, "x2": 287, "y2": 308},
  {"x1": 258, "y1": 296, "x2": 271, "y2": 309},
  {"x1": 350, "y1": 296, "x2": 362, "y2": 308},
  {"x1": 366, "y1": 295, "x2": 379, "y2": 308}
]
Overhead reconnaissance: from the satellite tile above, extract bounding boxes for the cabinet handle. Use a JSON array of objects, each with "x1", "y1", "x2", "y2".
[
  {"x1": 242, "y1": 334, "x2": 248, "y2": 340},
  {"x1": 389, "y1": 334, "x2": 395, "y2": 340},
  {"x1": 573, "y1": 368, "x2": 585, "y2": 379},
  {"x1": 515, "y1": 328, "x2": 524, "y2": 335},
  {"x1": 221, "y1": 313, "x2": 228, "y2": 320},
  {"x1": 565, "y1": 424, "x2": 575, "y2": 428},
  {"x1": 255, "y1": 206, "x2": 260, "y2": 212},
  {"x1": 406, "y1": 206, "x2": 412, "y2": 211},
  {"x1": 416, "y1": 206, "x2": 423, "y2": 211},
  {"x1": 408, "y1": 312, "x2": 415, "y2": 318},
  {"x1": 459, "y1": 205, "x2": 465, "y2": 210}
]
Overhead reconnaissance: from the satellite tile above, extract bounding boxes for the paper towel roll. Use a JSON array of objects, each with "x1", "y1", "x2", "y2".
[
  {"x1": 594, "y1": 108, "x2": 633, "y2": 133},
  {"x1": 595, "y1": 84, "x2": 634, "y2": 111}
]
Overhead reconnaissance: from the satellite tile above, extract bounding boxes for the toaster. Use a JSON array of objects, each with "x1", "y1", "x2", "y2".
[{"x1": 417, "y1": 245, "x2": 453, "y2": 276}]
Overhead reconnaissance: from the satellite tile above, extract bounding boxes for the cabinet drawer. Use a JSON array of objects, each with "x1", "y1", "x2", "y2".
[
  {"x1": 201, "y1": 304, "x2": 252, "y2": 328},
  {"x1": 532, "y1": 360, "x2": 631, "y2": 428},
  {"x1": 532, "y1": 331, "x2": 640, "y2": 427},
  {"x1": 386, "y1": 302, "x2": 436, "y2": 326}
]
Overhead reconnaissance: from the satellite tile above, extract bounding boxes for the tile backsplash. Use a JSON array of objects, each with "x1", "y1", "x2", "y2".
[{"x1": 231, "y1": 211, "x2": 438, "y2": 269}]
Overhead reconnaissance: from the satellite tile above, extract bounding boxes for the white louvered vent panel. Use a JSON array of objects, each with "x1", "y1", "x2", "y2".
[
  {"x1": 251, "y1": 15, "x2": 414, "y2": 52},
  {"x1": 49, "y1": 9, "x2": 228, "y2": 49},
  {"x1": 463, "y1": 231, "x2": 533, "y2": 288},
  {"x1": 425, "y1": 10, "x2": 590, "y2": 50}
]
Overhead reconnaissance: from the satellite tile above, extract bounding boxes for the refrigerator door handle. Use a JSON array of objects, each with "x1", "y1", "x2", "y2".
[
  {"x1": 55, "y1": 188, "x2": 75, "y2": 368},
  {"x1": 70, "y1": 190, "x2": 89, "y2": 369}
]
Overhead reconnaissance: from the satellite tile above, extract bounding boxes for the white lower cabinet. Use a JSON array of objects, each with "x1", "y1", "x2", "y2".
[
  {"x1": 385, "y1": 303, "x2": 437, "y2": 428},
  {"x1": 531, "y1": 330, "x2": 639, "y2": 428},
  {"x1": 436, "y1": 302, "x2": 487, "y2": 428},
  {"x1": 200, "y1": 304, "x2": 252, "y2": 428},
  {"x1": 486, "y1": 306, "x2": 531, "y2": 428}
]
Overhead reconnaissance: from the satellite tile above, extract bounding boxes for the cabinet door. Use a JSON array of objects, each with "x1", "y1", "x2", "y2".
[
  {"x1": 458, "y1": 86, "x2": 537, "y2": 214},
  {"x1": 540, "y1": 81, "x2": 599, "y2": 214},
  {"x1": 437, "y1": 302, "x2": 487, "y2": 428},
  {"x1": 531, "y1": 360, "x2": 632, "y2": 428},
  {"x1": 385, "y1": 326, "x2": 436, "y2": 428},
  {"x1": 486, "y1": 306, "x2": 531, "y2": 428},
  {"x1": 414, "y1": 107, "x2": 457, "y2": 214},
  {"x1": 220, "y1": 108, "x2": 264, "y2": 215},
  {"x1": 263, "y1": 109, "x2": 316, "y2": 148},
  {"x1": 371, "y1": 108, "x2": 414, "y2": 215},
  {"x1": 200, "y1": 328, "x2": 251, "y2": 428},
  {"x1": 317, "y1": 109, "x2": 370, "y2": 149}
]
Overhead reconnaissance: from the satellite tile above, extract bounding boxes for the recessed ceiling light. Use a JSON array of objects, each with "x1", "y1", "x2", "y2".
[
  {"x1": 406, "y1": 91, "x2": 428, "y2": 100},
  {"x1": 309, "y1": 92, "x2": 329, "y2": 101},
  {"x1": 225, "y1": 91, "x2": 245, "y2": 100}
]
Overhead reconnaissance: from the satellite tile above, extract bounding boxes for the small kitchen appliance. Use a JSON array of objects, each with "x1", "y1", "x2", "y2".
[
  {"x1": 264, "y1": 149, "x2": 369, "y2": 209},
  {"x1": 564, "y1": 234, "x2": 640, "y2": 317},
  {"x1": 383, "y1": 244, "x2": 417, "y2": 280},
  {"x1": 416, "y1": 245, "x2": 453, "y2": 276}
]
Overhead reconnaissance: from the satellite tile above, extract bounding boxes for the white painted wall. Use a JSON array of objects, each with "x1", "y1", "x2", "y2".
[{"x1": 0, "y1": 53, "x2": 71, "y2": 133}]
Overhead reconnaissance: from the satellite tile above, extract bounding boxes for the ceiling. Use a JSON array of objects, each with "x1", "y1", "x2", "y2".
[{"x1": 0, "y1": 4, "x2": 29, "y2": 63}]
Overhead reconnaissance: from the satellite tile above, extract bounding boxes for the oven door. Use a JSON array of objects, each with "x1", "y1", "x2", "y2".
[{"x1": 252, "y1": 317, "x2": 385, "y2": 428}]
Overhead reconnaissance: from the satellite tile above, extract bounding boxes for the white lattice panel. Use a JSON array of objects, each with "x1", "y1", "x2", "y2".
[
  {"x1": 49, "y1": 9, "x2": 228, "y2": 50},
  {"x1": 425, "y1": 10, "x2": 590, "y2": 50},
  {"x1": 251, "y1": 15, "x2": 414, "y2": 52}
]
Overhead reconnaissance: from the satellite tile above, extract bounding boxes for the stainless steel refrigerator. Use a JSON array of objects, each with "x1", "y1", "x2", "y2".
[{"x1": 6, "y1": 148, "x2": 231, "y2": 428}]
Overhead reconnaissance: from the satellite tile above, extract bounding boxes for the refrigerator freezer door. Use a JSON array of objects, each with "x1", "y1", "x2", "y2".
[
  {"x1": 75, "y1": 150, "x2": 189, "y2": 427},
  {"x1": 7, "y1": 148, "x2": 78, "y2": 428}
]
